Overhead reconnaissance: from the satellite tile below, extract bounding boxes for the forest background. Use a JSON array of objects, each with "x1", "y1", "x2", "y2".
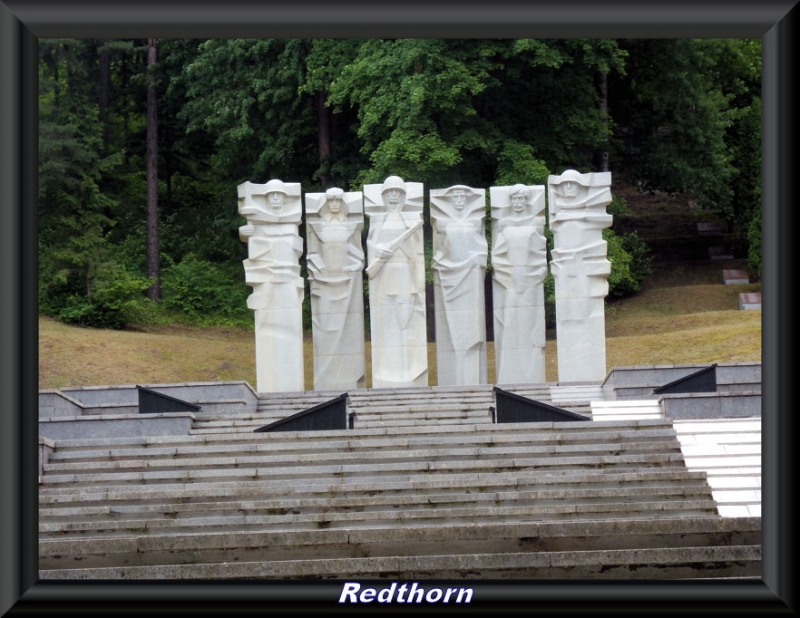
[{"x1": 37, "y1": 38, "x2": 762, "y2": 333}]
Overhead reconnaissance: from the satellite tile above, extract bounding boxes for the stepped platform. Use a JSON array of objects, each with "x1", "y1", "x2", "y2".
[
  {"x1": 38, "y1": 364, "x2": 761, "y2": 581},
  {"x1": 601, "y1": 362, "x2": 761, "y2": 399}
]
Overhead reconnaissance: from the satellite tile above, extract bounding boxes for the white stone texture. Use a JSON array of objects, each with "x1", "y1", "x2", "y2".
[
  {"x1": 305, "y1": 188, "x2": 367, "y2": 391},
  {"x1": 547, "y1": 170, "x2": 613, "y2": 383},
  {"x1": 430, "y1": 185, "x2": 488, "y2": 386},
  {"x1": 364, "y1": 176, "x2": 428, "y2": 388},
  {"x1": 490, "y1": 184, "x2": 548, "y2": 384},
  {"x1": 238, "y1": 179, "x2": 305, "y2": 393}
]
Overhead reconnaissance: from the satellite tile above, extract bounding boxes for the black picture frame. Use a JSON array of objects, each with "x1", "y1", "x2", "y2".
[{"x1": 2, "y1": 1, "x2": 795, "y2": 614}]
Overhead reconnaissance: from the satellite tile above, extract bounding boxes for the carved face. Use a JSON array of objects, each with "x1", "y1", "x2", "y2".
[
  {"x1": 267, "y1": 191, "x2": 285, "y2": 210},
  {"x1": 327, "y1": 197, "x2": 343, "y2": 214},
  {"x1": 510, "y1": 193, "x2": 527, "y2": 212},
  {"x1": 562, "y1": 181, "x2": 580, "y2": 198},
  {"x1": 449, "y1": 189, "x2": 467, "y2": 210},
  {"x1": 384, "y1": 188, "x2": 406, "y2": 211}
]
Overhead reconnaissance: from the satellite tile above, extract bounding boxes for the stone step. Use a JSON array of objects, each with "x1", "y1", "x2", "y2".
[
  {"x1": 39, "y1": 497, "x2": 721, "y2": 537},
  {"x1": 46, "y1": 418, "x2": 679, "y2": 453},
  {"x1": 591, "y1": 400, "x2": 664, "y2": 421},
  {"x1": 39, "y1": 423, "x2": 685, "y2": 468},
  {"x1": 672, "y1": 418, "x2": 761, "y2": 517},
  {"x1": 40, "y1": 483, "x2": 715, "y2": 525},
  {"x1": 43, "y1": 426, "x2": 682, "y2": 465},
  {"x1": 42, "y1": 439, "x2": 687, "y2": 477},
  {"x1": 37, "y1": 368, "x2": 762, "y2": 583},
  {"x1": 39, "y1": 468, "x2": 711, "y2": 504},
  {"x1": 346, "y1": 416, "x2": 493, "y2": 430},
  {"x1": 38, "y1": 449, "x2": 691, "y2": 489},
  {"x1": 604, "y1": 362, "x2": 761, "y2": 399},
  {"x1": 193, "y1": 406, "x2": 495, "y2": 424},
  {"x1": 549, "y1": 384, "x2": 608, "y2": 405},
  {"x1": 39, "y1": 516, "x2": 759, "y2": 571},
  {"x1": 38, "y1": 544, "x2": 761, "y2": 580},
  {"x1": 351, "y1": 403, "x2": 494, "y2": 413},
  {"x1": 192, "y1": 406, "x2": 498, "y2": 433},
  {"x1": 241, "y1": 405, "x2": 594, "y2": 431},
  {"x1": 251, "y1": 386, "x2": 551, "y2": 409}
]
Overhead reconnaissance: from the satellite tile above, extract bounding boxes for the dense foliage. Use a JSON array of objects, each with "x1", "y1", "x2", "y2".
[{"x1": 38, "y1": 38, "x2": 760, "y2": 329}]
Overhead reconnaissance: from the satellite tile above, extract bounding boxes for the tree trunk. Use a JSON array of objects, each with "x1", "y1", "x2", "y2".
[
  {"x1": 146, "y1": 38, "x2": 161, "y2": 301},
  {"x1": 595, "y1": 70, "x2": 610, "y2": 172},
  {"x1": 98, "y1": 40, "x2": 111, "y2": 155},
  {"x1": 316, "y1": 89, "x2": 331, "y2": 188}
]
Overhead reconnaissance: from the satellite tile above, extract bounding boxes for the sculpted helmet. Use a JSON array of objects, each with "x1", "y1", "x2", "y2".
[
  {"x1": 381, "y1": 176, "x2": 406, "y2": 194},
  {"x1": 263, "y1": 178, "x2": 288, "y2": 195},
  {"x1": 554, "y1": 169, "x2": 590, "y2": 186},
  {"x1": 325, "y1": 187, "x2": 345, "y2": 200}
]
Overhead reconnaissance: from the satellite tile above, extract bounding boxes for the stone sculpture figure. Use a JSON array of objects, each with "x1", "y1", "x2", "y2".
[
  {"x1": 490, "y1": 184, "x2": 548, "y2": 384},
  {"x1": 430, "y1": 185, "x2": 488, "y2": 386},
  {"x1": 305, "y1": 187, "x2": 366, "y2": 391},
  {"x1": 363, "y1": 176, "x2": 428, "y2": 388},
  {"x1": 237, "y1": 179, "x2": 305, "y2": 393},
  {"x1": 547, "y1": 169, "x2": 613, "y2": 383}
]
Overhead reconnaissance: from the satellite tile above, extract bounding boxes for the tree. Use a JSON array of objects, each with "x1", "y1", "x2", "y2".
[
  {"x1": 608, "y1": 40, "x2": 760, "y2": 218},
  {"x1": 146, "y1": 38, "x2": 160, "y2": 300},
  {"x1": 39, "y1": 39, "x2": 150, "y2": 328},
  {"x1": 180, "y1": 39, "x2": 321, "y2": 185},
  {"x1": 38, "y1": 37, "x2": 760, "y2": 329}
]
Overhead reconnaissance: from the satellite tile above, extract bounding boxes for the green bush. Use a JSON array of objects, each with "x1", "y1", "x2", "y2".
[
  {"x1": 747, "y1": 203, "x2": 761, "y2": 279},
  {"x1": 605, "y1": 229, "x2": 652, "y2": 299},
  {"x1": 54, "y1": 262, "x2": 152, "y2": 329},
  {"x1": 160, "y1": 253, "x2": 251, "y2": 325},
  {"x1": 608, "y1": 195, "x2": 631, "y2": 217},
  {"x1": 619, "y1": 230, "x2": 653, "y2": 294}
]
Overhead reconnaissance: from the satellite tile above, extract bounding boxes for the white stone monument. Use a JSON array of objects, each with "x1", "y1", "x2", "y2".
[
  {"x1": 305, "y1": 187, "x2": 366, "y2": 391},
  {"x1": 490, "y1": 183, "x2": 548, "y2": 384},
  {"x1": 364, "y1": 176, "x2": 428, "y2": 388},
  {"x1": 547, "y1": 169, "x2": 613, "y2": 383},
  {"x1": 430, "y1": 185, "x2": 488, "y2": 386},
  {"x1": 237, "y1": 179, "x2": 305, "y2": 393}
]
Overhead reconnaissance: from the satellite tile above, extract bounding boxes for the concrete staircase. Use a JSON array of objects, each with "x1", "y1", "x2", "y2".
[
  {"x1": 590, "y1": 400, "x2": 761, "y2": 517},
  {"x1": 38, "y1": 382, "x2": 761, "y2": 580},
  {"x1": 188, "y1": 383, "x2": 558, "y2": 434},
  {"x1": 673, "y1": 418, "x2": 762, "y2": 517}
]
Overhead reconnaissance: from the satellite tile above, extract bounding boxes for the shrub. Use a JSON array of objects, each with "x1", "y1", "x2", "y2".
[
  {"x1": 747, "y1": 203, "x2": 761, "y2": 279},
  {"x1": 54, "y1": 261, "x2": 152, "y2": 329},
  {"x1": 160, "y1": 253, "x2": 251, "y2": 325},
  {"x1": 605, "y1": 229, "x2": 652, "y2": 299}
]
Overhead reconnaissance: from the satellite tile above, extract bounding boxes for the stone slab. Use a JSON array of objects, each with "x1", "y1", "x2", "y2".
[
  {"x1": 40, "y1": 517, "x2": 759, "y2": 565},
  {"x1": 51, "y1": 382, "x2": 258, "y2": 414},
  {"x1": 39, "y1": 413, "x2": 195, "y2": 440},
  {"x1": 739, "y1": 292, "x2": 761, "y2": 310},
  {"x1": 38, "y1": 543, "x2": 761, "y2": 580},
  {"x1": 602, "y1": 363, "x2": 761, "y2": 398},
  {"x1": 38, "y1": 391, "x2": 84, "y2": 418},
  {"x1": 722, "y1": 269, "x2": 749, "y2": 284},
  {"x1": 660, "y1": 392, "x2": 761, "y2": 419}
]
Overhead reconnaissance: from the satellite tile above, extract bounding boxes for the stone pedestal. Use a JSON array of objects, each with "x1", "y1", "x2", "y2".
[
  {"x1": 490, "y1": 184, "x2": 548, "y2": 384},
  {"x1": 739, "y1": 292, "x2": 761, "y2": 310},
  {"x1": 364, "y1": 176, "x2": 428, "y2": 388},
  {"x1": 722, "y1": 269, "x2": 750, "y2": 284},
  {"x1": 238, "y1": 179, "x2": 305, "y2": 393},
  {"x1": 305, "y1": 188, "x2": 366, "y2": 390},
  {"x1": 548, "y1": 170, "x2": 613, "y2": 383},
  {"x1": 430, "y1": 185, "x2": 488, "y2": 386}
]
